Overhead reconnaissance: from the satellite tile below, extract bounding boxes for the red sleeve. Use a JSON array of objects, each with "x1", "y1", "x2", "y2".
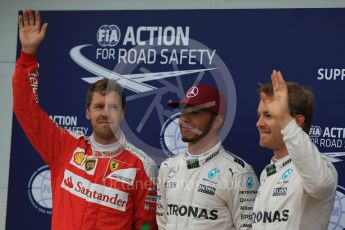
[
  {"x1": 12, "y1": 51, "x2": 75, "y2": 167},
  {"x1": 133, "y1": 162, "x2": 158, "y2": 230}
]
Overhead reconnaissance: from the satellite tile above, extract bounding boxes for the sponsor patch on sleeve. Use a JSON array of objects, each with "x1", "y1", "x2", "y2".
[{"x1": 106, "y1": 168, "x2": 137, "y2": 186}]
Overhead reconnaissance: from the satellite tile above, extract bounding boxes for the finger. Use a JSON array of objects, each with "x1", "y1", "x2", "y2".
[
  {"x1": 23, "y1": 9, "x2": 29, "y2": 26},
  {"x1": 274, "y1": 70, "x2": 282, "y2": 91},
  {"x1": 18, "y1": 14, "x2": 24, "y2": 29},
  {"x1": 28, "y1": 9, "x2": 34, "y2": 26},
  {"x1": 277, "y1": 71, "x2": 287, "y2": 91},
  {"x1": 35, "y1": 10, "x2": 41, "y2": 27},
  {"x1": 40, "y1": 23, "x2": 48, "y2": 37},
  {"x1": 271, "y1": 70, "x2": 279, "y2": 93},
  {"x1": 277, "y1": 71, "x2": 284, "y2": 82}
]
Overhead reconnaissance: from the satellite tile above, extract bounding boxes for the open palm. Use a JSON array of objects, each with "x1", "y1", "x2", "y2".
[
  {"x1": 19, "y1": 9, "x2": 47, "y2": 54},
  {"x1": 261, "y1": 70, "x2": 292, "y2": 129}
]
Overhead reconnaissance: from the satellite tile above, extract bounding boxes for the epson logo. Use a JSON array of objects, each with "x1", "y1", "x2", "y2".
[
  {"x1": 167, "y1": 204, "x2": 218, "y2": 220},
  {"x1": 272, "y1": 187, "x2": 287, "y2": 196},
  {"x1": 253, "y1": 210, "x2": 289, "y2": 223},
  {"x1": 241, "y1": 214, "x2": 253, "y2": 220},
  {"x1": 198, "y1": 184, "x2": 216, "y2": 195}
]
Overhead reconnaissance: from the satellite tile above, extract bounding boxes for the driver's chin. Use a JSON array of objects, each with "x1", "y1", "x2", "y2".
[
  {"x1": 96, "y1": 128, "x2": 115, "y2": 140},
  {"x1": 182, "y1": 134, "x2": 201, "y2": 144}
]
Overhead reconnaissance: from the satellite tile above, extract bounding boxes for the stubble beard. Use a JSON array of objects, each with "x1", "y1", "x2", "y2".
[
  {"x1": 181, "y1": 117, "x2": 214, "y2": 144},
  {"x1": 94, "y1": 124, "x2": 119, "y2": 141}
]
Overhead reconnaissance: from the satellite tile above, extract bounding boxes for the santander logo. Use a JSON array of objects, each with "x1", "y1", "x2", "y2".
[
  {"x1": 61, "y1": 170, "x2": 129, "y2": 211},
  {"x1": 64, "y1": 177, "x2": 73, "y2": 188}
]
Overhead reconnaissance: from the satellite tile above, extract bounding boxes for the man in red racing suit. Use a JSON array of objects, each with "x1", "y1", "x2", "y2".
[{"x1": 13, "y1": 9, "x2": 158, "y2": 230}]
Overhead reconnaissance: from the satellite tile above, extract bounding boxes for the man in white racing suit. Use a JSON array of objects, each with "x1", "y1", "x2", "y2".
[
  {"x1": 253, "y1": 70, "x2": 338, "y2": 230},
  {"x1": 157, "y1": 84, "x2": 259, "y2": 230}
]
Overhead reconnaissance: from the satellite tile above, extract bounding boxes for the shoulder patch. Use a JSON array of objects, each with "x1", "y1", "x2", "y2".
[{"x1": 234, "y1": 156, "x2": 245, "y2": 168}]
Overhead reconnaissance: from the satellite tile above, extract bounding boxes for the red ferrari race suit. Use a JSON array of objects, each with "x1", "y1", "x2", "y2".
[{"x1": 13, "y1": 51, "x2": 158, "y2": 230}]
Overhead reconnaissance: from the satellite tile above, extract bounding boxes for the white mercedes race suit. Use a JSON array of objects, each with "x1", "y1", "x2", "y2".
[
  {"x1": 157, "y1": 142, "x2": 259, "y2": 230},
  {"x1": 252, "y1": 120, "x2": 338, "y2": 230}
]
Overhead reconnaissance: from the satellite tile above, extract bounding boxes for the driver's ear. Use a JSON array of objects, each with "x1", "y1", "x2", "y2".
[
  {"x1": 86, "y1": 109, "x2": 91, "y2": 120},
  {"x1": 294, "y1": 114, "x2": 305, "y2": 128},
  {"x1": 213, "y1": 114, "x2": 224, "y2": 130}
]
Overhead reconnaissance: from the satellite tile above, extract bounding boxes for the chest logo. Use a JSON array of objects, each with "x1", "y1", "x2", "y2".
[
  {"x1": 85, "y1": 159, "x2": 96, "y2": 171},
  {"x1": 198, "y1": 184, "x2": 216, "y2": 195},
  {"x1": 246, "y1": 176, "x2": 254, "y2": 189},
  {"x1": 281, "y1": 168, "x2": 294, "y2": 182},
  {"x1": 168, "y1": 165, "x2": 179, "y2": 178},
  {"x1": 208, "y1": 168, "x2": 220, "y2": 179},
  {"x1": 266, "y1": 164, "x2": 276, "y2": 176},
  {"x1": 73, "y1": 152, "x2": 85, "y2": 166},
  {"x1": 109, "y1": 160, "x2": 119, "y2": 172},
  {"x1": 272, "y1": 187, "x2": 287, "y2": 196}
]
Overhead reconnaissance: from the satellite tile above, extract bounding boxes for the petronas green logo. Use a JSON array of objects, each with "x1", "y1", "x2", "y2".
[
  {"x1": 187, "y1": 159, "x2": 200, "y2": 169},
  {"x1": 266, "y1": 164, "x2": 276, "y2": 176}
]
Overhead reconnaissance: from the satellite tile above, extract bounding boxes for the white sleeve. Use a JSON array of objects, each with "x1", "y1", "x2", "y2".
[
  {"x1": 156, "y1": 164, "x2": 167, "y2": 230},
  {"x1": 228, "y1": 169, "x2": 259, "y2": 229},
  {"x1": 282, "y1": 119, "x2": 338, "y2": 200},
  {"x1": 259, "y1": 169, "x2": 267, "y2": 185}
]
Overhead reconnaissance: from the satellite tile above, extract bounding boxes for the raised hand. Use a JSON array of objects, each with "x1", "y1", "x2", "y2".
[
  {"x1": 18, "y1": 9, "x2": 48, "y2": 54},
  {"x1": 260, "y1": 70, "x2": 293, "y2": 129}
]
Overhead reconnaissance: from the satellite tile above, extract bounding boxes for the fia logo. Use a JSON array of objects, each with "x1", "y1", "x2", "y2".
[
  {"x1": 97, "y1": 25, "x2": 121, "y2": 47},
  {"x1": 309, "y1": 126, "x2": 322, "y2": 138}
]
